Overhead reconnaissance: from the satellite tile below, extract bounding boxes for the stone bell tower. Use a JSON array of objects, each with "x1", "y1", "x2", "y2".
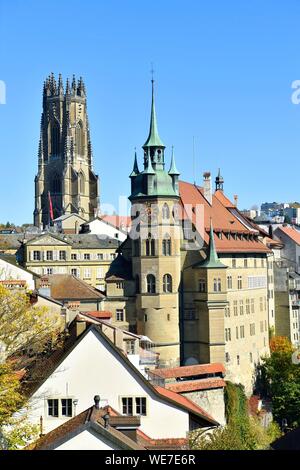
[
  {"x1": 129, "y1": 80, "x2": 181, "y2": 367},
  {"x1": 34, "y1": 73, "x2": 99, "y2": 227}
]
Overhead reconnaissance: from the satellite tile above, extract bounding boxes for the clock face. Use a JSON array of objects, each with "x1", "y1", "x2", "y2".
[{"x1": 140, "y1": 203, "x2": 158, "y2": 224}]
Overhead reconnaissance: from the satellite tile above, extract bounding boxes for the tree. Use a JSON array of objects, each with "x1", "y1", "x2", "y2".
[
  {"x1": 189, "y1": 381, "x2": 281, "y2": 450},
  {"x1": 0, "y1": 285, "x2": 61, "y2": 447},
  {"x1": 259, "y1": 336, "x2": 300, "y2": 428}
]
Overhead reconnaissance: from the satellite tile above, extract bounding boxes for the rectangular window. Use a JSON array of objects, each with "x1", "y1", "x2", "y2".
[
  {"x1": 84, "y1": 253, "x2": 90, "y2": 260},
  {"x1": 46, "y1": 251, "x2": 53, "y2": 261},
  {"x1": 225, "y1": 352, "x2": 230, "y2": 363},
  {"x1": 232, "y1": 256, "x2": 236, "y2": 268},
  {"x1": 250, "y1": 352, "x2": 253, "y2": 363},
  {"x1": 237, "y1": 276, "x2": 242, "y2": 289},
  {"x1": 116, "y1": 309, "x2": 124, "y2": 321},
  {"x1": 198, "y1": 278, "x2": 206, "y2": 293},
  {"x1": 46, "y1": 267, "x2": 53, "y2": 275},
  {"x1": 244, "y1": 258, "x2": 248, "y2": 268},
  {"x1": 260, "y1": 297, "x2": 263, "y2": 312},
  {"x1": 135, "y1": 397, "x2": 147, "y2": 416},
  {"x1": 251, "y1": 298, "x2": 255, "y2": 313},
  {"x1": 59, "y1": 250, "x2": 66, "y2": 261},
  {"x1": 254, "y1": 257, "x2": 257, "y2": 268},
  {"x1": 246, "y1": 299, "x2": 250, "y2": 314},
  {"x1": 247, "y1": 276, "x2": 267, "y2": 289},
  {"x1": 126, "y1": 340, "x2": 136, "y2": 355},
  {"x1": 71, "y1": 253, "x2": 77, "y2": 260},
  {"x1": 237, "y1": 355, "x2": 240, "y2": 365},
  {"x1": 48, "y1": 399, "x2": 59, "y2": 417},
  {"x1": 33, "y1": 250, "x2": 41, "y2": 261},
  {"x1": 240, "y1": 325, "x2": 245, "y2": 338},
  {"x1": 71, "y1": 268, "x2": 79, "y2": 277},
  {"x1": 225, "y1": 328, "x2": 231, "y2": 342},
  {"x1": 96, "y1": 267, "x2": 104, "y2": 278},
  {"x1": 239, "y1": 300, "x2": 244, "y2": 315},
  {"x1": 97, "y1": 253, "x2": 104, "y2": 260},
  {"x1": 227, "y1": 276, "x2": 232, "y2": 289},
  {"x1": 61, "y1": 398, "x2": 72, "y2": 417},
  {"x1": 122, "y1": 397, "x2": 133, "y2": 416},
  {"x1": 233, "y1": 300, "x2": 238, "y2": 316},
  {"x1": 260, "y1": 321, "x2": 264, "y2": 333},
  {"x1": 250, "y1": 323, "x2": 255, "y2": 336},
  {"x1": 83, "y1": 268, "x2": 91, "y2": 278},
  {"x1": 110, "y1": 253, "x2": 116, "y2": 260},
  {"x1": 236, "y1": 326, "x2": 239, "y2": 339}
]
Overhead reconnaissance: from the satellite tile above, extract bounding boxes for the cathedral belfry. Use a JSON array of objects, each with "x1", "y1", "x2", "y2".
[{"x1": 34, "y1": 73, "x2": 99, "y2": 227}]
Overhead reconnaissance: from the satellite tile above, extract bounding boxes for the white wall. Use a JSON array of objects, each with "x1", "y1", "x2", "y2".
[
  {"x1": 55, "y1": 429, "x2": 118, "y2": 450},
  {"x1": 27, "y1": 329, "x2": 189, "y2": 439},
  {"x1": 0, "y1": 259, "x2": 35, "y2": 290},
  {"x1": 87, "y1": 219, "x2": 127, "y2": 242}
]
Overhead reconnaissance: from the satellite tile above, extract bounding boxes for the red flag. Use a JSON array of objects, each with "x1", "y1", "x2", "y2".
[{"x1": 48, "y1": 191, "x2": 54, "y2": 221}]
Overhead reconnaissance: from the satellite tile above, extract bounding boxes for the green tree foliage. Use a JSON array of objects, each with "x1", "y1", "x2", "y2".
[
  {"x1": 189, "y1": 381, "x2": 281, "y2": 450},
  {"x1": 259, "y1": 338, "x2": 300, "y2": 428}
]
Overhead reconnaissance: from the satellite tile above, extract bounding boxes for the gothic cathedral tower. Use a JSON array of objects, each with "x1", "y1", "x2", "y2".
[
  {"x1": 34, "y1": 73, "x2": 99, "y2": 227},
  {"x1": 129, "y1": 80, "x2": 181, "y2": 367}
]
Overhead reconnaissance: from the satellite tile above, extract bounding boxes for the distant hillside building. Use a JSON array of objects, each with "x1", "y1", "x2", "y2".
[{"x1": 34, "y1": 73, "x2": 99, "y2": 228}]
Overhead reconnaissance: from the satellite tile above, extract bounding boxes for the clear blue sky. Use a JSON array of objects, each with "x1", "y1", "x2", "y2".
[{"x1": 1, "y1": 0, "x2": 300, "y2": 225}]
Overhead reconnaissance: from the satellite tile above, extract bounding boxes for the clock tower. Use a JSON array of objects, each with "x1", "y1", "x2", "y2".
[{"x1": 129, "y1": 81, "x2": 181, "y2": 367}]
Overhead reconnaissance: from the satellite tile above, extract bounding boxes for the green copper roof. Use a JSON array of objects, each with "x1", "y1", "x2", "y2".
[
  {"x1": 200, "y1": 220, "x2": 227, "y2": 269},
  {"x1": 129, "y1": 150, "x2": 140, "y2": 177},
  {"x1": 168, "y1": 146, "x2": 180, "y2": 175},
  {"x1": 143, "y1": 80, "x2": 165, "y2": 148}
]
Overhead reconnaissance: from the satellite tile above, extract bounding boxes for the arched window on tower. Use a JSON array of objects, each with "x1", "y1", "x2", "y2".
[
  {"x1": 78, "y1": 171, "x2": 85, "y2": 194},
  {"x1": 146, "y1": 274, "x2": 156, "y2": 294},
  {"x1": 50, "y1": 121, "x2": 60, "y2": 156},
  {"x1": 76, "y1": 121, "x2": 84, "y2": 156},
  {"x1": 162, "y1": 233, "x2": 171, "y2": 256},
  {"x1": 145, "y1": 233, "x2": 155, "y2": 256},
  {"x1": 50, "y1": 173, "x2": 61, "y2": 194},
  {"x1": 162, "y1": 203, "x2": 170, "y2": 219},
  {"x1": 163, "y1": 274, "x2": 172, "y2": 293}
]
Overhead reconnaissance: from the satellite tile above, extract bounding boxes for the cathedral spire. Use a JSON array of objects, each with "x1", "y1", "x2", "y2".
[{"x1": 143, "y1": 79, "x2": 165, "y2": 149}]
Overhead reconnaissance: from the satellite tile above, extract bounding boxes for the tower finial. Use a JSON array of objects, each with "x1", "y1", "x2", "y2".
[
  {"x1": 168, "y1": 146, "x2": 180, "y2": 175},
  {"x1": 215, "y1": 168, "x2": 224, "y2": 192},
  {"x1": 143, "y1": 77, "x2": 165, "y2": 149},
  {"x1": 200, "y1": 219, "x2": 226, "y2": 268},
  {"x1": 130, "y1": 149, "x2": 140, "y2": 177}
]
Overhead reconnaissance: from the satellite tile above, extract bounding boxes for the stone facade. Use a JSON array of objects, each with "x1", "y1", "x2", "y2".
[
  {"x1": 34, "y1": 73, "x2": 99, "y2": 228},
  {"x1": 182, "y1": 388, "x2": 226, "y2": 426}
]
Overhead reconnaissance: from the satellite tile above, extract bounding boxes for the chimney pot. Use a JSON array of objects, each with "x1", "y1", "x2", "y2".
[{"x1": 94, "y1": 395, "x2": 100, "y2": 409}]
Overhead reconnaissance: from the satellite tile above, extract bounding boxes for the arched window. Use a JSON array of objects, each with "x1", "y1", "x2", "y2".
[
  {"x1": 76, "y1": 121, "x2": 84, "y2": 156},
  {"x1": 145, "y1": 233, "x2": 155, "y2": 256},
  {"x1": 146, "y1": 274, "x2": 156, "y2": 293},
  {"x1": 163, "y1": 274, "x2": 172, "y2": 293},
  {"x1": 50, "y1": 122, "x2": 60, "y2": 155},
  {"x1": 50, "y1": 173, "x2": 61, "y2": 194},
  {"x1": 162, "y1": 203, "x2": 170, "y2": 219},
  {"x1": 135, "y1": 275, "x2": 140, "y2": 294},
  {"x1": 213, "y1": 278, "x2": 221, "y2": 292},
  {"x1": 78, "y1": 172, "x2": 85, "y2": 194},
  {"x1": 162, "y1": 234, "x2": 171, "y2": 256}
]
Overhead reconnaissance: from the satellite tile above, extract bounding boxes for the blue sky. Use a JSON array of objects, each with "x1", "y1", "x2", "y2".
[{"x1": 1, "y1": 0, "x2": 300, "y2": 224}]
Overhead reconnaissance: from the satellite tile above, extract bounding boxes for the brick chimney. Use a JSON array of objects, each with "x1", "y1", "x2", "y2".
[
  {"x1": 203, "y1": 172, "x2": 212, "y2": 205},
  {"x1": 234, "y1": 194, "x2": 238, "y2": 207}
]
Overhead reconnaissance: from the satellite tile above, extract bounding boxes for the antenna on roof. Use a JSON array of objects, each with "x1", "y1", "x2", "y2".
[{"x1": 193, "y1": 136, "x2": 196, "y2": 185}]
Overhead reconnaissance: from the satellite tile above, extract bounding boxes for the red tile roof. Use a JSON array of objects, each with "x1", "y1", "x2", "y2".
[
  {"x1": 154, "y1": 385, "x2": 216, "y2": 423},
  {"x1": 179, "y1": 181, "x2": 270, "y2": 254},
  {"x1": 276, "y1": 225, "x2": 300, "y2": 245},
  {"x1": 38, "y1": 275, "x2": 105, "y2": 301},
  {"x1": 165, "y1": 378, "x2": 226, "y2": 393},
  {"x1": 149, "y1": 363, "x2": 225, "y2": 379},
  {"x1": 84, "y1": 311, "x2": 112, "y2": 319}
]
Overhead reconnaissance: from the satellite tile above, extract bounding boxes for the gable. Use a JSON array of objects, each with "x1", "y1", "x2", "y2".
[{"x1": 27, "y1": 234, "x2": 70, "y2": 247}]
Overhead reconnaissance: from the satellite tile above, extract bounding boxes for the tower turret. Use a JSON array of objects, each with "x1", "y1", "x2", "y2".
[{"x1": 215, "y1": 168, "x2": 224, "y2": 192}]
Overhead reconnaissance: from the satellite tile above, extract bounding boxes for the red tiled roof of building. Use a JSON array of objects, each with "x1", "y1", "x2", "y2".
[
  {"x1": 165, "y1": 378, "x2": 226, "y2": 393},
  {"x1": 214, "y1": 190, "x2": 236, "y2": 208},
  {"x1": 37, "y1": 274, "x2": 105, "y2": 301},
  {"x1": 84, "y1": 311, "x2": 113, "y2": 319},
  {"x1": 179, "y1": 181, "x2": 270, "y2": 254},
  {"x1": 154, "y1": 385, "x2": 216, "y2": 423},
  {"x1": 149, "y1": 363, "x2": 225, "y2": 379},
  {"x1": 276, "y1": 225, "x2": 300, "y2": 245}
]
